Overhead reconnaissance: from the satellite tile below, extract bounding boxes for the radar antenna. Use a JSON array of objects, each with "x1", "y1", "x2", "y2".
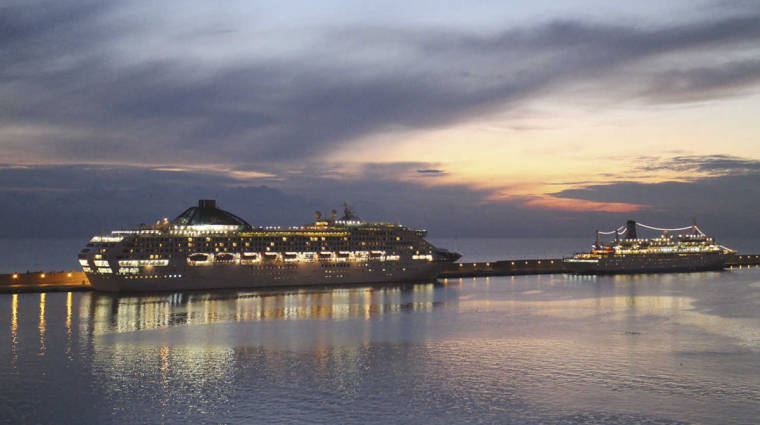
[
  {"x1": 340, "y1": 202, "x2": 361, "y2": 221},
  {"x1": 343, "y1": 202, "x2": 353, "y2": 219}
]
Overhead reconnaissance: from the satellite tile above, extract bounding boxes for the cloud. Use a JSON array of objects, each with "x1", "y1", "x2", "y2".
[
  {"x1": 521, "y1": 195, "x2": 646, "y2": 213},
  {"x1": 640, "y1": 60, "x2": 760, "y2": 103},
  {"x1": 547, "y1": 155, "x2": 760, "y2": 235},
  {"x1": 1, "y1": 159, "x2": 758, "y2": 246},
  {"x1": 0, "y1": 163, "x2": 648, "y2": 239},
  {"x1": 2, "y1": 2, "x2": 760, "y2": 166},
  {"x1": 638, "y1": 154, "x2": 760, "y2": 175},
  {"x1": 416, "y1": 169, "x2": 446, "y2": 176}
]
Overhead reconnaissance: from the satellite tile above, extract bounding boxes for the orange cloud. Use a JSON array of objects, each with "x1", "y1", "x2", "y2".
[{"x1": 522, "y1": 195, "x2": 646, "y2": 213}]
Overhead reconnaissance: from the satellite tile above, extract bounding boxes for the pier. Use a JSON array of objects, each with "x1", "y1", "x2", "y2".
[
  {"x1": 0, "y1": 271, "x2": 90, "y2": 293},
  {"x1": 440, "y1": 254, "x2": 760, "y2": 278},
  {"x1": 2, "y1": 254, "x2": 760, "y2": 293},
  {"x1": 725, "y1": 254, "x2": 760, "y2": 267},
  {"x1": 439, "y1": 259, "x2": 568, "y2": 278}
]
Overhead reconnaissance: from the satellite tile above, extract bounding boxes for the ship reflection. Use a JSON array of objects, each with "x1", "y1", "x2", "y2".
[{"x1": 79, "y1": 282, "x2": 451, "y2": 335}]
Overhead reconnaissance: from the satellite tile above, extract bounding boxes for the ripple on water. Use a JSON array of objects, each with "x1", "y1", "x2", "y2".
[{"x1": 1, "y1": 271, "x2": 760, "y2": 424}]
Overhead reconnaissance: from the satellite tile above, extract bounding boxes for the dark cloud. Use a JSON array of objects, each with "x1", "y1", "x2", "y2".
[
  {"x1": 638, "y1": 155, "x2": 760, "y2": 174},
  {"x1": 641, "y1": 60, "x2": 760, "y2": 103},
  {"x1": 417, "y1": 169, "x2": 445, "y2": 176},
  {"x1": 549, "y1": 155, "x2": 760, "y2": 236},
  {"x1": 1, "y1": 3, "x2": 760, "y2": 164},
  {"x1": 0, "y1": 163, "x2": 635, "y2": 239}
]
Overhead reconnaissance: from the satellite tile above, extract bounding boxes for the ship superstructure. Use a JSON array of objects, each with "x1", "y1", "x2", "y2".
[
  {"x1": 564, "y1": 220, "x2": 735, "y2": 274},
  {"x1": 80, "y1": 200, "x2": 461, "y2": 292}
]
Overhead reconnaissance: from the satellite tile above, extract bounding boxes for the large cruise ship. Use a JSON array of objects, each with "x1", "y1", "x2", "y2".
[
  {"x1": 564, "y1": 220, "x2": 735, "y2": 274},
  {"x1": 79, "y1": 200, "x2": 461, "y2": 292}
]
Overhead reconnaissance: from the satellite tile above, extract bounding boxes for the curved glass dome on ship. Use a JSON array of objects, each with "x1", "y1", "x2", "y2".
[
  {"x1": 172, "y1": 199, "x2": 251, "y2": 227},
  {"x1": 79, "y1": 200, "x2": 461, "y2": 292}
]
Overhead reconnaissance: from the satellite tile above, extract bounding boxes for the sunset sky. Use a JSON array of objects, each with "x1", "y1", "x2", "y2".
[{"x1": 1, "y1": 1, "x2": 760, "y2": 238}]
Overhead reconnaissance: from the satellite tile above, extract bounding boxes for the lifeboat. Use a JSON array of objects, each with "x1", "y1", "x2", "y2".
[
  {"x1": 263, "y1": 252, "x2": 280, "y2": 262},
  {"x1": 318, "y1": 251, "x2": 334, "y2": 260},
  {"x1": 215, "y1": 253, "x2": 236, "y2": 263},
  {"x1": 284, "y1": 252, "x2": 299, "y2": 262},
  {"x1": 188, "y1": 253, "x2": 210, "y2": 262},
  {"x1": 241, "y1": 252, "x2": 260, "y2": 264},
  {"x1": 369, "y1": 250, "x2": 385, "y2": 259}
]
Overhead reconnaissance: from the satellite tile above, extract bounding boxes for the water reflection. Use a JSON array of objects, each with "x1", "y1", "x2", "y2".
[
  {"x1": 39, "y1": 292, "x2": 46, "y2": 355},
  {"x1": 10, "y1": 293, "x2": 18, "y2": 364},
  {"x1": 66, "y1": 292, "x2": 73, "y2": 360},
  {"x1": 66, "y1": 292, "x2": 72, "y2": 334},
  {"x1": 3, "y1": 272, "x2": 760, "y2": 424},
  {"x1": 79, "y1": 282, "x2": 446, "y2": 336}
]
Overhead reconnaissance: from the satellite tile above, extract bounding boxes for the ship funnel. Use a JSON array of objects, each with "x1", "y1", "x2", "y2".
[
  {"x1": 626, "y1": 220, "x2": 637, "y2": 240},
  {"x1": 199, "y1": 199, "x2": 216, "y2": 209}
]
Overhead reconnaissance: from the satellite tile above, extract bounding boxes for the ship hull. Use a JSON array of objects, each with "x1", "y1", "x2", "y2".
[
  {"x1": 565, "y1": 252, "x2": 733, "y2": 275},
  {"x1": 86, "y1": 260, "x2": 450, "y2": 293}
]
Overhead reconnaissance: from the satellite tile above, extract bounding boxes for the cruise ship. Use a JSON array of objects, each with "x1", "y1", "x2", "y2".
[
  {"x1": 564, "y1": 220, "x2": 735, "y2": 274},
  {"x1": 79, "y1": 200, "x2": 461, "y2": 292}
]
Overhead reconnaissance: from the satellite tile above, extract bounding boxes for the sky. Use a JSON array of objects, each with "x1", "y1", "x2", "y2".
[{"x1": 1, "y1": 0, "x2": 760, "y2": 239}]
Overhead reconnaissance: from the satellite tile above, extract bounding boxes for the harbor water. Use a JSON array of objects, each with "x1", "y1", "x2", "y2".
[{"x1": 2, "y1": 266, "x2": 760, "y2": 424}]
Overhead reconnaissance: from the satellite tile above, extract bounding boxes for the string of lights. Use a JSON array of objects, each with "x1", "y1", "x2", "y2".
[
  {"x1": 597, "y1": 222, "x2": 705, "y2": 235},
  {"x1": 598, "y1": 226, "x2": 626, "y2": 235},
  {"x1": 636, "y1": 223, "x2": 694, "y2": 232}
]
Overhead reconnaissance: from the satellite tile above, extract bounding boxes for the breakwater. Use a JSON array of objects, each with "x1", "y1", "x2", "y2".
[
  {"x1": 726, "y1": 254, "x2": 760, "y2": 266},
  {"x1": 0, "y1": 271, "x2": 90, "y2": 293},
  {"x1": 440, "y1": 259, "x2": 567, "y2": 278},
  {"x1": 2, "y1": 254, "x2": 760, "y2": 292},
  {"x1": 440, "y1": 254, "x2": 760, "y2": 278}
]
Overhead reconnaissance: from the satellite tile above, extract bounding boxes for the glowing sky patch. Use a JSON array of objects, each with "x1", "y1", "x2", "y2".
[{"x1": 521, "y1": 195, "x2": 646, "y2": 213}]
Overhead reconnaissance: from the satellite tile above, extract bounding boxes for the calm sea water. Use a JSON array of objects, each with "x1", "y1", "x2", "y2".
[{"x1": 2, "y1": 267, "x2": 760, "y2": 424}]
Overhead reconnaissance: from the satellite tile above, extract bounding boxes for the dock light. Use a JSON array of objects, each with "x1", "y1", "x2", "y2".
[
  {"x1": 67, "y1": 273, "x2": 72, "y2": 277},
  {"x1": 41, "y1": 273, "x2": 45, "y2": 278},
  {"x1": 12, "y1": 273, "x2": 18, "y2": 279}
]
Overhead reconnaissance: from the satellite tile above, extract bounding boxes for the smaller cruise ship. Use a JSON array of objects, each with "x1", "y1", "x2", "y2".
[{"x1": 564, "y1": 220, "x2": 735, "y2": 274}]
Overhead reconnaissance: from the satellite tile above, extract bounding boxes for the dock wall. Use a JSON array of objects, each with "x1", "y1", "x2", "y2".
[
  {"x1": 440, "y1": 259, "x2": 568, "y2": 278},
  {"x1": 0, "y1": 271, "x2": 90, "y2": 293}
]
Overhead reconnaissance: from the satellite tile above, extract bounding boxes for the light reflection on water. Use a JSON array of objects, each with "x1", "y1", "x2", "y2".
[
  {"x1": 1, "y1": 272, "x2": 760, "y2": 424},
  {"x1": 38, "y1": 293, "x2": 45, "y2": 355},
  {"x1": 83, "y1": 283, "x2": 441, "y2": 336}
]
